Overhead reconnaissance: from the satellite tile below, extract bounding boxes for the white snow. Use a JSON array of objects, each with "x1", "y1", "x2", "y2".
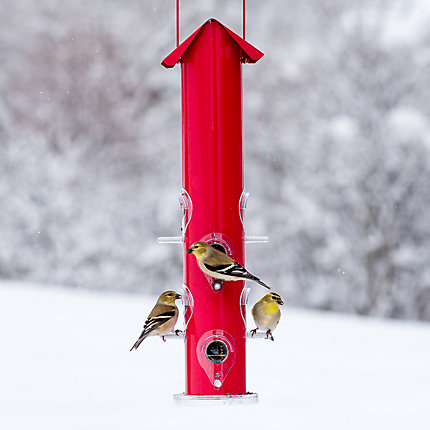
[
  {"x1": 328, "y1": 116, "x2": 359, "y2": 142},
  {"x1": 380, "y1": 0, "x2": 430, "y2": 47},
  {"x1": 1, "y1": 281, "x2": 429, "y2": 430},
  {"x1": 388, "y1": 107, "x2": 430, "y2": 142}
]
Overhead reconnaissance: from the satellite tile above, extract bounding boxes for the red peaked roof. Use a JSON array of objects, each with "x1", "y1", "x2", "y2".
[{"x1": 162, "y1": 18, "x2": 264, "y2": 68}]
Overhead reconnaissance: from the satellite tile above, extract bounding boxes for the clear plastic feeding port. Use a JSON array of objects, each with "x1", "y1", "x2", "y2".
[
  {"x1": 205, "y1": 339, "x2": 229, "y2": 364},
  {"x1": 161, "y1": 284, "x2": 193, "y2": 340},
  {"x1": 197, "y1": 330, "x2": 236, "y2": 390},
  {"x1": 199, "y1": 232, "x2": 235, "y2": 291}
]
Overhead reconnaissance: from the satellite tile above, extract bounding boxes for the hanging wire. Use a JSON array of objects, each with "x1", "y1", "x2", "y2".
[
  {"x1": 176, "y1": 0, "x2": 180, "y2": 47},
  {"x1": 176, "y1": 1, "x2": 245, "y2": 45},
  {"x1": 243, "y1": 0, "x2": 246, "y2": 39}
]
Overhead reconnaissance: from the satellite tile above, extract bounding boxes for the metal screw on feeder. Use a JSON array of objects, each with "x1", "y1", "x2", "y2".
[{"x1": 160, "y1": 1, "x2": 265, "y2": 403}]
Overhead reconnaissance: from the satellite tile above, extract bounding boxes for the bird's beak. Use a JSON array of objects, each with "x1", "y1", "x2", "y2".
[
  {"x1": 186, "y1": 247, "x2": 193, "y2": 254},
  {"x1": 175, "y1": 293, "x2": 181, "y2": 300},
  {"x1": 278, "y1": 299, "x2": 284, "y2": 305}
]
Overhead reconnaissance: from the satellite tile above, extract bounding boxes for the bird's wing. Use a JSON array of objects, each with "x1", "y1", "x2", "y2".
[
  {"x1": 130, "y1": 304, "x2": 177, "y2": 351},
  {"x1": 203, "y1": 249, "x2": 270, "y2": 288},
  {"x1": 141, "y1": 304, "x2": 177, "y2": 335},
  {"x1": 204, "y1": 261, "x2": 248, "y2": 277}
]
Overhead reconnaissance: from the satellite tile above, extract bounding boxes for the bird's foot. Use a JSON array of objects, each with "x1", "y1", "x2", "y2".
[
  {"x1": 161, "y1": 336, "x2": 166, "y2": 342},
  {"x1": 250, "y1": 328, "x2": 258, "y2": 337},
  {"x1": 212, "y1": 280, "x2": 223, "y2": 291},
  {"x1": 266, "y1": 330, "x2": 274, "y2": 341},
  {"x1": 174, "y1": 329, "x2": 183, "y2": 336}
]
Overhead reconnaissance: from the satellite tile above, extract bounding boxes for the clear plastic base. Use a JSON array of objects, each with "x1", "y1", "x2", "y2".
[{"x1": 173, "y1": 392, "x2": 258, "y2": 405}]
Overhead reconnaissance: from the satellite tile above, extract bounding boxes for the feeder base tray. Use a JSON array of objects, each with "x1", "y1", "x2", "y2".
[{"x1": 173, "y1": 392, "x2": 258, "y2": 405}]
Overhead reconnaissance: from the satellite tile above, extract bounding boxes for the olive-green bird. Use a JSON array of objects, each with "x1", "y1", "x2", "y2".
[
  {"x1": 130, "y1": 291, "x2": 181, "y2": 350},
  {"x1": 186, "y1": 241, "x2": 271, "y2": 290},
  {"x1": 250, "y1": 292, "x2": 284, "y2": 341}
]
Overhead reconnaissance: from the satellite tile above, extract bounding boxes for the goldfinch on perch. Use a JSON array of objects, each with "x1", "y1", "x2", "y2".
[
  {"x1": 186, "y1": 241, "x2": 271, "y2": 290},
  {"x1": 130, "y1": 291, "x2": 181, "y2": 351},
  {"x1": 250, "y1": 292, "x2": 284, "y2": 341}
]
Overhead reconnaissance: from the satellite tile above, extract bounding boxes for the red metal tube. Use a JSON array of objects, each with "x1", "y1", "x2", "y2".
[{"x1": 162, "y1": 19, "x2": 263, "y2": 396}]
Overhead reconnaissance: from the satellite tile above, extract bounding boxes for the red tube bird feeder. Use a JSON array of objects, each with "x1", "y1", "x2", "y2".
[{"x1": 161, "y1": 5, "x2": 264, "y2": 401}]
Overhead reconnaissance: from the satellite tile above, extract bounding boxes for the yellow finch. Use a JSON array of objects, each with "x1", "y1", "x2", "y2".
[
  {"x1": 130, "y1": 291, "x2": 181, "y2": 351},
  {"x1": 186, "y1": 241, "x2": 271, "y2": 290},
  {"x1": 251, "y1": 292, "x2": 284, "y2": 341}
]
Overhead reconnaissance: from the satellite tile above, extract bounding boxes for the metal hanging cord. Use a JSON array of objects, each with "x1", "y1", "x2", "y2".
[{"x1": 175, "y1": 0, "x2": 246, "y2": 47}]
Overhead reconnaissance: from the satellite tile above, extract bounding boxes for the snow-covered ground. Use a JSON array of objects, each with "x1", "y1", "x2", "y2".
[{"x1": 1, "y1": 281, "x2": 429, "y2": 430}]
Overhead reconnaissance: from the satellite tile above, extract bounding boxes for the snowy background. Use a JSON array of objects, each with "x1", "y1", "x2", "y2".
[
  {"x1": 1, "y1": 2, "x2": 430, "y2": 424},
  {"x1": 1, "y1": 281, "x2": 430, "y2": 429},
  {"x1": 1, "y1": 0, "x2": 430, "y2": 323}
]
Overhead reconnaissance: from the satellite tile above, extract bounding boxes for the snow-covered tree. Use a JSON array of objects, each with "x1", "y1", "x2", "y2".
[{"x1": 1, "y1": 0, "x2": 429, "y2": 320}]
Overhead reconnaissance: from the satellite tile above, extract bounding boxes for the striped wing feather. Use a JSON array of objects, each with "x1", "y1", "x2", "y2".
[
  {"x1": 204, "y1": 261, "x2": 257, "y2": 280},
  {"x1": 142, "y1": 306, "x2": 176, "y2": 335}
]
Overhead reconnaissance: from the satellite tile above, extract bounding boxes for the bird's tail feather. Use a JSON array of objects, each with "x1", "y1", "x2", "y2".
[
  {"x1": 256, "y1": 279, "x2": 271, "y2": 290},
  {"x1": 244, "y1": 272, "x2": 271, "y2": 290},
  {"x1": 130, "y1": 335, "x2": 147, "y2": 351}
]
